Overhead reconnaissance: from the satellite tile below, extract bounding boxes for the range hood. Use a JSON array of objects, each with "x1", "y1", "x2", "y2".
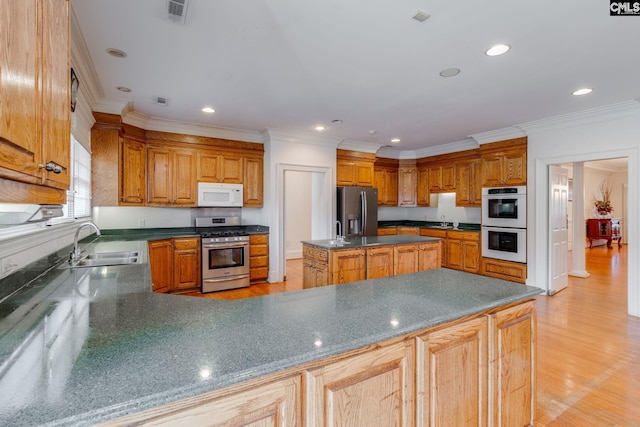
[{"x1": 0, "y1": 204, "x2": 64, "y2": 226}]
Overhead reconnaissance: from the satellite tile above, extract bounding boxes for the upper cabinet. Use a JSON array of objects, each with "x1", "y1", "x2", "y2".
[
  {"x1": 427, "y1": 163, "x2": 456, "y2": 193},
  {"x1": 336, "y1": 149, "x2": 375, "y2": 187},
  {"x1": 0, "y1": 0, "x2": 70, "y2": 203},
  {"x1": 374, "y1": 157, "x2": 399, "y2": 206},
  {"x1": 480, "y1": 137, "x2": 527, "y2": 187},
  {"x1": 91, "y1": 114, "x2": 265, "y2": 208},
  {"x1": 398, "y1": 159, "x2": 417, "y2": 206},
  {"x1": 455, "y1": 157, "x2": 482, "y2": 207}
]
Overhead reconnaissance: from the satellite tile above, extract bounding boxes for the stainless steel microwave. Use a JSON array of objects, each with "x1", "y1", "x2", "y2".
[{"x1": 197, "y1": 183, "x2": 243, "y2": 207}]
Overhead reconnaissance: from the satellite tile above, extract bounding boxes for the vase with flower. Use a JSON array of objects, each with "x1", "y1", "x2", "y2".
[{"x1": 594, "y1": 180, "x2": 613, "y2": 217}]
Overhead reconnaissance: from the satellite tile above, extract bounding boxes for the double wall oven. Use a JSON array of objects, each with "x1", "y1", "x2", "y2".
[
  {"x1": 196, "y1": 213, "x2": 250, "y2": 293},
  {"x1": 481, "y1": 186, "x2": 527, "y2": 263}
]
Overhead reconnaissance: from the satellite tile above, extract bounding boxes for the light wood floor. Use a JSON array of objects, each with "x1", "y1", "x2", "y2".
[{"x1": 189, "y1": 248, "x2": 640, "y2": 426}]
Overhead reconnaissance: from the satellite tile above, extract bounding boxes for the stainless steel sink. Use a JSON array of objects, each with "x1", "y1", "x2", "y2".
[
  {"x1": 326, "y1": 240, "x2": 351, "y2": 247},
  {"x1": 61, "y1": 251, "x2": 141, "y2": 268}
]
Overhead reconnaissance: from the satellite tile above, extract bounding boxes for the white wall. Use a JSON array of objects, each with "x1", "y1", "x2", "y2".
[
  {"x1": 526, "y1": 101, "x2": 640, "y2": 316},
  {"x1": 378, "y1": 195, "x2": 481, "y2": 224},
  {"x1": 284, "y1": 171, "x2": 312, "y2": 259}
]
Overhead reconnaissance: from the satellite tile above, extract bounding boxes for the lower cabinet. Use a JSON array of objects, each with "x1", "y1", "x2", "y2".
[
  {"x1": 103, "y1": 301, "x2": 535, "y2": 427},
  {"x1": 149, "y1": 237, "x2": 201, "y2": 293},
  {"x1": 302, "y1": 245, "x2": 329, "y2": 289},
  {"x1": 377, "y1": 227, "x2": 398, "y2": 236},
  {"x1": 249, "y1": 233, "x2": 269, "y2": 283},
  {"x1": 366, "y1": 246, "x2": 395, "y2": 279},
  {"x1": 446, "y1": 230, "x2": 480, "y2": 274},
  {"x1": 305, "y1": 340, "x2": 415, "y2": 427},
  {"x1": 417, "y1": 316, "x2": 488, "y2": 426},
  {"x1": 481, "y1": 257, "x2": 527, "y2": 284},
  {"x1": 394, "y1": 244, "x2": 420, "y2": 275},
  {"x1": 330, "y1": 248, "x2": 366, "y2": 284}
]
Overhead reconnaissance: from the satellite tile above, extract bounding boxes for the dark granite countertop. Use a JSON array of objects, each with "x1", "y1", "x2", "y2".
[
  {"x1": 0, "y1": 236, "x2": 540, "y2": 426},
  {"x1": 301, "y1": 234, "x2": 442, "y2": 249},
  {"x1": 378, "y1": 220, "x2": 480, "y2": 231}
]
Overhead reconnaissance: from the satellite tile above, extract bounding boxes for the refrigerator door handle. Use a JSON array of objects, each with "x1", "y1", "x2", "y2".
[{"x1": 361, "y1": 190, "x2": 367, "y2": 235}]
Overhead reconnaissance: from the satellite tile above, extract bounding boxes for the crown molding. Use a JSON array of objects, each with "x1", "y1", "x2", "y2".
[
  {"x1": 516, "y1": 99, "x2": 640, "y2": 134},
  {"x1": 264, "y1": 128, "x2": 343, "y2": 148},
  {"x1": 470, "y1": 128, "x2": 527, "y2": 145},
  {"x1": 338, "y1": 139, "x2": 384, "y2": 154},
  {"x1": 414, "y1": 138, "x2": 479, "y2": 157},
  {"x1": 375, "y1": 147, "x2": 401, "y2": 159}
]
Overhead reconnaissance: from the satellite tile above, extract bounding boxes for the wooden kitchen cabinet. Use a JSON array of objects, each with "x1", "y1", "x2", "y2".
[
  {"x1": 420, "y1": 228, "x2": 448, "y2": 266},
  {"x1": 147, "y1": 146, "x2": 197, "y2": 206},
  {"x1": 480, "y1": 137, "x2": 527, "y2": 187},
  {"x1": 481, "y1": 257, "x2": 527, "y2": 284},
  {"x1": 456, "y1": 158, "x2": 482, "y2": 207},
  {"x1": 374, "y1": 158, "x2": 399, "y2": 206},
  {"x1": 330, "y1": 248, "x2": 366, "y2": 284},
  {"x1": 249, "y1": 233, "x2": 269, "y2": 283},
  {"x1": 417, "y1": 316, "x2": 488, "y2": 426},
  {"x1": 0, "y1": 0, "x2": 70, "y2": 202},
  {"x1": 336, "y1": 149, "x2": 375, "y2": 187},
  {"x1": 488, "y1": 301, "x2": 536, "y2": 427},
  {"x1": 446, "y1": 230, "x2": 480, "y2": 273},
  {"x1": 366, "y1": 246, "x2": 395, "y2": 279},
  {"x1": 149, "y1": 237, "x2": 200, "y2": 293},
  {"x1": 377, "y1": 227, "x2": 398, "y2": 236},
  {"x1": 397, "y1": 226, "x2": 420, "y2": 235},
  {"x1": 305, "y1": 340, "x2": 415, "y2": 427},
  {"x1": 428, "y1": 164, "x2": 456, "y2": 193},
  {"x1": 119, "y1": 138, "x2": 146, "y2": 205},
  {"x1": 243, "y1": 156, "x2": 264, "y2": 207},
  {"x1": 196, "y1": 151, "x2": 223, "y2": 182},
  {"x1": 398, "y1": 160, "x2": 417, "y2": 206},
  {"x1": 173, "y1": 237, "x2": 200, "y2": 291},
  {"x1": 394, "y1": 244, "x2": 420, "y2": 275},
  {"x1": 303, "y1": 245, "x2": 330, "y2": 289},
  {"x1": 419, "y1": 241, "x2": 442, "y2": 271}
]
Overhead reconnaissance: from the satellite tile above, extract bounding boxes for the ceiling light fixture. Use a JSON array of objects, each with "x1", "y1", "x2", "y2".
[
  {"x1": 331, "y1": 119, "x2": 343, "y2": 124},
  {"x1": 572, "y1": 88, "x2": 593, "y2": 96},
  {"x1": 485, "y1": 44, "x2": 511, "y2": 56},
  {"x1": 116, "y1": 86, "x2": 131, "y2": 93},
  {"x1": 412, "y1": 10, "x2": 430, "y2": 22},
  {"x1": 439, "y1": 68, "x2": 460, "y2": 77},
  {"x1": 314, "y1": 125, "x2": 325, "y2": 131},
  {"x1": 106, "y1": 48, "x2": 127, "y2": 58},
  {"x1": 202, "y1": 107, "x2": 215, "y2": 113},
  {"x1": 391, "y1": 138, "x2": 401, "y2": 143}
]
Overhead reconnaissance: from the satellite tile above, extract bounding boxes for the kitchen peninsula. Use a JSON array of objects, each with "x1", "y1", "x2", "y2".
[
  {"x1": 0, "y1": 236, "x2": 541, "y2": 426},
  {"x1": 302, "y1": 235, "x2": 442, "y2": 288}
]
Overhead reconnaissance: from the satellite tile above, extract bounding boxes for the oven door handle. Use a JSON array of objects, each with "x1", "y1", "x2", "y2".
[
  {"x1": 202, "y1": 243, "x2": 249, "y2": 249},
  {"x1": 203, "y1": 275, "x2": 249, "y2": 283}
]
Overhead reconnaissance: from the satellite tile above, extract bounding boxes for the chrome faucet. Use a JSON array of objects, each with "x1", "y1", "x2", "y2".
[
  {"x1": 441, "y1": 215, "x2": 447, "y2": 228},
  {"x1": 70, "y1": 222, "x2": 101, "y2": 262},
  {"x1": 336, "y1": 220, "x2": 344, "y2": 242}
]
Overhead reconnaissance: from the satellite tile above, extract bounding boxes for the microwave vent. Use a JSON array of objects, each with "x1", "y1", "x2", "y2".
[{"x1": 167, "y1": 0, "x2": 189, "y2": 24}]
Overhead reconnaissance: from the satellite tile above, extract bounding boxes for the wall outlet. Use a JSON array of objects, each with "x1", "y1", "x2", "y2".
[{"x1": 138, "y1": 219, "x2": 145, "y2": 228}]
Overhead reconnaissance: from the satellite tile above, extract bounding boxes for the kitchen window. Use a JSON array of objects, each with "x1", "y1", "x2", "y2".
[{"x1": 49, "y1": 136, "x2": 91, "y2": 223}]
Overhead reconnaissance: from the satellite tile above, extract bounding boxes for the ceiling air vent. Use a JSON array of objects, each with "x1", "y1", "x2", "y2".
[
  {"x1": 167, "y1": 0, "x2": 189, "y2": 24},
  {"x1": 155, "y1": 96, "x2": 169, "y2": 106}
]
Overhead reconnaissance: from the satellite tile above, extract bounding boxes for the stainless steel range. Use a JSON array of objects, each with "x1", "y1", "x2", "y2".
[{"x1": 195, "y1": 211, "x2": 250, "y2": 293}]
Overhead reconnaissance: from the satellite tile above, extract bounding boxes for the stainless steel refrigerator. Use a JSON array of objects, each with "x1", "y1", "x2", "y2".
[{"x1": 337, "y1": 186, "x2": 378, "y2": 237}]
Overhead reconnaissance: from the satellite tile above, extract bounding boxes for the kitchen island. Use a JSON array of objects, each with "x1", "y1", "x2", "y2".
[
  {"x1": 0, "y1": 236, "x2": 541, "y2": 426},
  {"x1": 302, "y1": 235, "x2": 442, "y2": 288}
]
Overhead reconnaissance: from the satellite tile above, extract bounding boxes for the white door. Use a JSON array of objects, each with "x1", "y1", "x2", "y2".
[{"x1": 549, "y1": 165, "x2": 569, "y2": 295}]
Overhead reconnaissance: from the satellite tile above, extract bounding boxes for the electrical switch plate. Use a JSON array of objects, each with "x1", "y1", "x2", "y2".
[{"x1": 138, "y1": 219, "x2": 145, "y2": 228}]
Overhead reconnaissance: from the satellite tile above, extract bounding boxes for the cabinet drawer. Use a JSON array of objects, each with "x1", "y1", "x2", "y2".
[
  {"x1": 250, "y1": 266, "x2": 269, "y2": 281},
  {"x1": 303, "y1": 245, "x2": 328, "y2": 263},
  {"x1": 420, "y1": 228, "x2": 447, "y2": 239},
  {"x1": 250, "y1": 244, "x2": 268, "y2": 257},
  {"x1": 377, "y1": 227, "x2": 398, "y2": 236},
  {"x1": 173, "y1": 237, "x2": 199, "y2": 250},
  {"x1": 250, "y1": 233, "x2": 268, "y2": 244},
  {"x1": 447, "y1": 230, "x2": 480, "y2": 241},
  {"x1": 482, "y1": 258, "x2": 526, "y2": 283},
  {"x1": 250, "y1": 256, "x2": 269, "y2": 268}
]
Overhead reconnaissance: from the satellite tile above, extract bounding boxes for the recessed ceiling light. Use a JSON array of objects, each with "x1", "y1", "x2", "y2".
[
  {"x1": 314, "y1": 125, "x2": 325, "y2": 131},
  {"x1": 106, "y1": 48, "x2": 127, "y2": 58},
  {"x1": 331, "y1": 119, "x2": 343, "y2": 124},
  {"x1": 485, "y1": 44, "x2": 511, "y2": 56},
  {"x1": 116, "y1": 86, "x2": 131, "y2": 93},
  {"x1": 391, "y1": 138, "x2": 401, "y2": 143},
  {"x1": 572, "y1": 88, "x2": 593, "y2": 96},
  {"x1": 439, "y1": 68, "x2": 461, "y2": 77},
  {"x1": 412, "y1": 10, "x2": 430, "y2": 22},
  {"x1": 202, "y1": 107, "x2": 215, "y2": 113}
]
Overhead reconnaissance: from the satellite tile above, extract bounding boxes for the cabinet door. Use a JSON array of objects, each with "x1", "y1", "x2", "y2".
[
  {"x1": 172, "y1": 238, "x2": 200, "y2": 291},
  {"x1": 115, "y1": 376, "x2": 301, "y2": 426},
  {"x1": 120, "y1": 139, "x2": 146, "y2": 205},
  {"x1": 419, "y1": 242, "x2": 441, "y2": 271},
  {"x1": 337, "y1": 160, "x2": 356, "y2": 186},
  {"x1": 305, "y1": 341, "x2": 415, "y2": 427},
  {"x1": 398, "y1": 166, "x2": 417, "y2": 206},
  {"x1": 40, "y1": 0, "x2": 71, "y2": 190},
  {"x1": 197, "y1": 151, "x2": 222, "y2": 182},
  {"x1": 446, "y1": 239, "x2": 462, "y2": 270},
  {"x1": 394, "y1": 244, "x2": 419, "y2": 275},
  {"x1": 469, "y1": 159, "x2": 482, "y2": 205},
  {"x1": 221, "y1": 154, "x2": 243, "y2": 183},
  {"x1": 243, "y1": 156, "x2": 264, "y2": 207},
  {"x1": 148, "y1": 240, "x2": 173, "y2": 293},
  {"x1": 330, "y1": 249, "x2": 365, "y2": 284},
  {"x1": 488, "y1": 302, "x2": 535, "y2": 427},
  {"x1": 147, "y1": 147, "x2": 172, "y2": 204},
  {"x1": 481, "y1": 154, "x2": 504, "y2": 187},
  {"x1": 420, "y1": 228, "x2": 447, "y2": 265},
  {"x1": 502, "y1": 149, "x2": 527, "y2": 186},
  {"x1": 462, "y1": 240, "x2": 480, "y2": 273},
  {"x1": 172, "y1": 149, "x2": 197, "y2": 205},
  {"x1": 366, "y1": 246, "x2": 394, "y2": 279},
  {"x1": 455, "y1": 161, "x2": 472, "y2": 206},
  {"x1": 441, "y1": 164, "x2": 456, "y2": 192},
  {"x1": 355, "y1": 161, "x2": 374, "y2": 187},
  {"x1": 417, "y1": 167, "x2": 431, "y2": 206},
  {"x1": 417, "y1": 316, "x2": 488, "y2": 427}
]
